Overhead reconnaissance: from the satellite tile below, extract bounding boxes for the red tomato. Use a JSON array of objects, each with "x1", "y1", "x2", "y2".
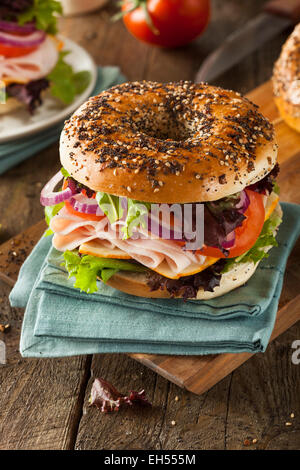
[
  {"x1": 122, "y1": 0, "x2": 210, "y2": 48},
  {"x1": 62, "y1": 180, "x2": 103, "y2": 221},
  {"x1": 0, "y1": 43, "x2": 38, "y2": 58},
  {"x1": 64, "y1": 200, "x2": 105, "y2": 222},
  {"x1": 198, "y1": 190, "x2": 265, "y2": 259}
]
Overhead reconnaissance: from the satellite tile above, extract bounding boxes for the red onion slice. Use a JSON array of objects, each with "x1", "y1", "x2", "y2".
[
  {"x1": 222, "y1": 231, "x2": 236, "y2": 249},
  {"x1": 0, "y1": 20, "x2": 37, "y2": 34},
  {"x1": 0, "y1": 30, "x2": 45, "y2": 48},
  {"x1": 236, "y1": 190, "x2": 250, "y2": 213},
  {"x1": 40, "y1": 171, "x2": 75, "y2": 207},
  {"x1": 69, "y1": 194, "x2": 104, "y2": 216}
]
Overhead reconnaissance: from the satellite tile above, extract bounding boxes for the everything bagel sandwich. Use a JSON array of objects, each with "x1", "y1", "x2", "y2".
[{"x1": 41, "y1": 81, "x2": 282, "y2": 299}]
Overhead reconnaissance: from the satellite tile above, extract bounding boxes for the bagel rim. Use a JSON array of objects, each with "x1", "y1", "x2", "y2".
[{"x1": 60, "y1": 80, "x2": 277, "y2": 204}]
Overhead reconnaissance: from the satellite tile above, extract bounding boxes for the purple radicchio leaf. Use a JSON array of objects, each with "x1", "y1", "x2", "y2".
[
  {"x1": 7, "y1": 78, "x2": 49, "y2": 114},
  {"x1": 147, "y1": 259, "x2": 226, "y2": 299},
  {"x1": 0, "y1": 0, "x2": 33, "y2": 14},
  {"x1": 67, "y1": 177, "x2": 95, "y2": 197},
  {"x1": 89, "y1": 378, "x2": 151, "y2": 413},
  {"x1": 204, "y1": 205, "x2": 245, "y2": 252},
  {"x1": 247, "y1": 163, "x2": 279, "y2": 194}
]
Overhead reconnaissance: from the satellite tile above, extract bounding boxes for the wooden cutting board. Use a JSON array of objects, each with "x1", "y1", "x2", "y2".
[{"x1": 1, "y1": 80, "x2": 300, "y2": 395}]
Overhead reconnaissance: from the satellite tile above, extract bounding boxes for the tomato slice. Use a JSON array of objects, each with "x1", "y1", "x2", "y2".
[
  {"x1": 198, "y1": 190, "x2": 265, "y2": 259},
  {"x1": 64, "y1": 200, "x2": 105, "y2": 221},
  {"x1": 62, "y1": 179, "x2": 68, "y2": 190},
  {"x1": 0, "y1": 43, "x2": 38, "y2": 58},
  {"x1": 62, "y1": 179, "x2": 104, "y2": 221},
  {"x1": 81, "y1": 188, "x2": 96, "y2": 199}
]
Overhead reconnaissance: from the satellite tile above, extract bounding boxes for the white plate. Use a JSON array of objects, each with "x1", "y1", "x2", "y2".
[{"x1": 0, "y1": 37, "x2": 97, "y2": 143}]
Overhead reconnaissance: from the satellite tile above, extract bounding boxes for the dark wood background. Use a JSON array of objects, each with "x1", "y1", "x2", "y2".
[{"x1": 0, "y1": 0, "x2": 299, "y2": 450}]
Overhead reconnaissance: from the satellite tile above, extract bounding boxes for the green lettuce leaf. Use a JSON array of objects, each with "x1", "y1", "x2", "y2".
[
  {"x1": 273, "y1": 181, "x2": 280, "y2": 195},
  {"x1": 43, "y1": 167, "x2": 69, "y2": 235},
  {"x1": 223, "y1": 209, "x2": 282, "y2": 272},
  {"x1": 122, "y1": 199, "x2": 151, "y2": 239},
  {"x1": 44, "y1": 202, "x2": 63, "y2": 236},
  {"x1": 207, "y1": 191, "x2": 241, "y2": 215},
  {"x1": 95, "y1": 192, "x2": 123, "y2": 224},
  {"x1": 60, "y1": 167, "x2": 70, "y2": 178},
  {"x1": 96, "y1": 191, "x2": 151, "y2": 239},
  {"x1": 18, "y1": 0, "x2": 62, "y2": 34},
  {"x1": 63, "y1": 250, "x2": 147, "y2": 294},
  {"x1": 47, "y1": 51, "x2": 91, "y2": 105}
]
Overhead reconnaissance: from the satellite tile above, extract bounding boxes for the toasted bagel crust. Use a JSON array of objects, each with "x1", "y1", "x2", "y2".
[
  {"x1": 0, "y1": 97, "x2": 23, "y2": 115},
  {"x1": 106, "y1": 261, "x2": 258, "y2": 299},
  {"x1": 60, "y1": 81, "x2": 277, "y2": 203},
  {"x1": 273, "y1": 24, "x2": 300, "y2": 131}
]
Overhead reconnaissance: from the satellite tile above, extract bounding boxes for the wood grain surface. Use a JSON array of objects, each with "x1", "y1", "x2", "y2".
[{"x1": 0, "y1": 0, "x2": 299, "y2": 451}]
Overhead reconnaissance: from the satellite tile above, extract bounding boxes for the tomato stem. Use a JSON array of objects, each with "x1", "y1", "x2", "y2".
[
  {"x1": 112, "y1": 0, "x2": 160, "y2": 36},
  {"x1": 111, "y1": 0, "x2": 139, "y2": 22},
  {"x1": 140, "y1": 1, "x2": 159, "y2": 35}
]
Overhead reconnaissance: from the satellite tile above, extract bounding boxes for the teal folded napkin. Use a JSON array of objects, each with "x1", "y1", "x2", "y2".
[
  {"x1": 0, "y1": 66, "x2": 126, "y2": 175},
  {"x1": 9, "y1": 202, "x2": 300, "y2": 357}
]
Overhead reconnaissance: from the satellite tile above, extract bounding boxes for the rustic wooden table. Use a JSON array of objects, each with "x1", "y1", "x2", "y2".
[{"x1": 0, "y1": 0, "x2": 299, "y2": 450}]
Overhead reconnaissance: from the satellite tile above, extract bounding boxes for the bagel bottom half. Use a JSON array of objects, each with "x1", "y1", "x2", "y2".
[
  {"x1": 106, "y1": 204, "x2": 282, "y2": 300},
  {"x1": 0, "y1": 97, "x2": 23, "y2": 115},
  {"x1": 106, "y1": 260, "x2": 258, "y2": 299}
]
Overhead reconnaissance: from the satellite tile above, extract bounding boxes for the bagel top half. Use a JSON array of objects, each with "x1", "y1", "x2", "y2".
[{"x1": 60, "y1": 81, "x2": 277, "y2": 203}]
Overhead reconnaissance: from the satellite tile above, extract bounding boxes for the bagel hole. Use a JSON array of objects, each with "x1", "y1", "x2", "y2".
[{"x1": 132, "y1": 109, "x2": 190, "y2": 142}]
